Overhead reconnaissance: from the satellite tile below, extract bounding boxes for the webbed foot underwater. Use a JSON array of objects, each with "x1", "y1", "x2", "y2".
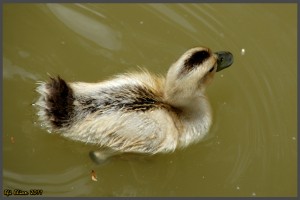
[{"x1": 35, "y1": 46, "x2": 233, "y2": 163}]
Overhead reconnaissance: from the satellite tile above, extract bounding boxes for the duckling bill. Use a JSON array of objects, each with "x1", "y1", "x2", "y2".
[{"x1": 35, "y1": 47, "x2": 233, "y2": 163}]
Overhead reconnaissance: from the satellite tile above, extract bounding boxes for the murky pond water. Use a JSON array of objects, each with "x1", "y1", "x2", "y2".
[{"x1": 3, "y1": 3, "x2": 297, "y2": 197}]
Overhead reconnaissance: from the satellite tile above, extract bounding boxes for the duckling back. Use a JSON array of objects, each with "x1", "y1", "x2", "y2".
[{"x1": 35, "y1": 72, "x2": 180, "y2": 154}]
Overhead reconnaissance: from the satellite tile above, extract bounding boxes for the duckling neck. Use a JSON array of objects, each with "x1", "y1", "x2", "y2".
[{"x1": 176, "y1": 95, "x2": 212, "y2": 148}]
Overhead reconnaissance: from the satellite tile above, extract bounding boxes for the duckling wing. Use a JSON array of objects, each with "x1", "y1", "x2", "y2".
[
  {"x1": 63, "y1": 73, "x2": 179, "y2": 154},
  {"x1": 67, "y1": 109, "x2": 178, "y2": 154}
]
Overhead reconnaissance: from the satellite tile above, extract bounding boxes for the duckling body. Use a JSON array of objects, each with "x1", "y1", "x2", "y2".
[{"x1": 35, "y1": 47, "x2": 233, "y2": 161}]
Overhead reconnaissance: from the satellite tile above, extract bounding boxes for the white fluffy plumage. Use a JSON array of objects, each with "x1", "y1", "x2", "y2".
[{"x1": 34, "y1": 46, "x2": 233, "y2": 162}]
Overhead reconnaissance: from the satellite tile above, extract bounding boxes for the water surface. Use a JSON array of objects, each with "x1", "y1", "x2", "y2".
[{"x1": 3, "y1": 3, "x2": 297, "y2": 197}]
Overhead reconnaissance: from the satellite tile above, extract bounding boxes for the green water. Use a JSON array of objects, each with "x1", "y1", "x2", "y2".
[{"x1": 3, "y1": 3, "x2": 297, "y2": 197}]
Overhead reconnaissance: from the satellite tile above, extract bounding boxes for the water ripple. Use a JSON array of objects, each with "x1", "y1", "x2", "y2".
[
  {"x1": 3, "y1": 166, "x2": 91, "y2": 196},
  {"x1": 47, "y1": 4, "x2": 122, "y2": 51}
]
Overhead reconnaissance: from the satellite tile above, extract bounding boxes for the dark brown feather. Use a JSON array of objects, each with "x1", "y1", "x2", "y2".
[{"x1": 45, "y1": 76, "x2": 74, "y2": 128}]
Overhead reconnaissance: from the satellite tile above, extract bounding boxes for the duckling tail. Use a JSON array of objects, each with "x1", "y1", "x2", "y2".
[{"x1": 35, "y1": 76, "x2": 75, "y2": 130}]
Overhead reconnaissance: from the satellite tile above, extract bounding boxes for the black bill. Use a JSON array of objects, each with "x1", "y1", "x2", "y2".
[{"x1": 215, "y1": 51, "x2": 234, "y2": 72}]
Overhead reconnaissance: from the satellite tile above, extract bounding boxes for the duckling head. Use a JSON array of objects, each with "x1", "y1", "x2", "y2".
[{"x1": 164, "y1": 47, "x2": 233, "y2": 110}]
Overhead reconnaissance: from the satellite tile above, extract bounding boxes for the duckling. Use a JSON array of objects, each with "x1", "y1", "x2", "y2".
[{"x1": 35, "y1": 47, "x2": 233, "y2": 163}]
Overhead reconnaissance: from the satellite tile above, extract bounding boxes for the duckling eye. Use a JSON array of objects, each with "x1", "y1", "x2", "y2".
[{"x1": 209, "y1": 67, "x2": 214, "y2": 73}]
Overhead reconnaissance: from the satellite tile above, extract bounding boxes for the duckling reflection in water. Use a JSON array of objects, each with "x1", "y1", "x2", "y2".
[{"x1": 35, "y1": 47, "x2": 233, "y2": 163}]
